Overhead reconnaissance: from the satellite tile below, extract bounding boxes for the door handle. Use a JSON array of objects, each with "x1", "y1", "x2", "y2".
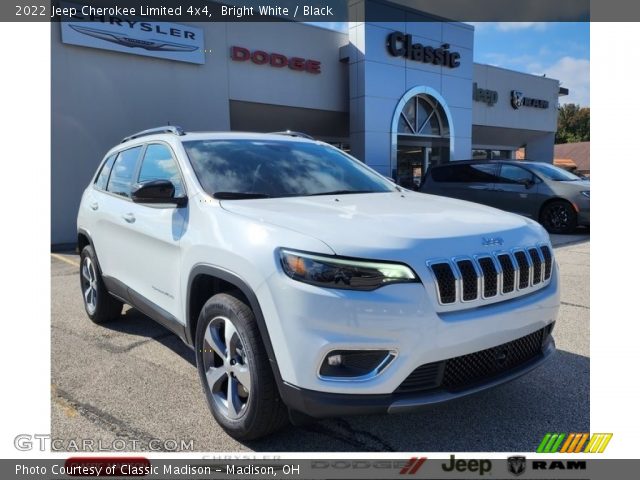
[
  {"x1": 89, "y1": 202, "x2": 98, "y2": 211},
  {"x1": 122, "y1": 213, "x2": 136, "y2": 223}
]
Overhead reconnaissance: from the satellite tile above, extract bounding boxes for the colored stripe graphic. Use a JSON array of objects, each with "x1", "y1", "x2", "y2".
[
  {"x1": 538, "y1": 433, "x2": 613, "y2": 453},
  {"x1": 400, "y1": 457, "x2": 427, "y2": 474},
  {"x1": 560, "y1": 433, "x2": 575, "y2": 453},
  {"x1": 585, "y1": 433, "x2": 613, "y2": 453}
]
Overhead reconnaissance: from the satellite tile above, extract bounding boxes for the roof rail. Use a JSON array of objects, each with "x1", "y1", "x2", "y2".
[
  {"x1": 121, "y1": 126, "x2": 186, "y2": 143},
  {"x1": 271, "y1": 130, "x2": 315, "y2": 140}
]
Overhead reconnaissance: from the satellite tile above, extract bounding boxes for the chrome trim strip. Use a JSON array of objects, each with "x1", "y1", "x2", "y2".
[{"x1": 317, "y1": 350, "x2": 398, "y2": 382}]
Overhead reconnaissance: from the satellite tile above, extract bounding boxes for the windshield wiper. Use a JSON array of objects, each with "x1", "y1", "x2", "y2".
[
  {"x1": 306, "y1": 190, "x2": 378, "y2": 196},
  {"x1": 213, "y1": 192, "x2": 271, "y2": 199}
]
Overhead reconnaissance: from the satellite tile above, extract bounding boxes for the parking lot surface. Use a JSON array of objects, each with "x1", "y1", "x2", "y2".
[{"x1": 51, "y1": 234, "x2": 589, "y2": 452}]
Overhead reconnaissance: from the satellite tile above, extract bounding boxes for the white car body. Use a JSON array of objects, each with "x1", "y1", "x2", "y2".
[{"x1": 77, "y1": 129, "x2": 558, "y2": 422}]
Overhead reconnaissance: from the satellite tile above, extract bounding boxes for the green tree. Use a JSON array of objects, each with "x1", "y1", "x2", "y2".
[{"x1": 556, "y1": 103, "x2": 590, "y2": 144}]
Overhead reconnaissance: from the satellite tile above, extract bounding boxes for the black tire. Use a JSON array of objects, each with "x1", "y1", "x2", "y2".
[
  {"x1": 540, "y1": 200, "x2": 578, "y2": 234},
  {"x1": 195, "y1": 292, "x2": 288, "y2": 440},
  {"x1": 79, "y1": 245, "x2": 123, "y2": 323}
]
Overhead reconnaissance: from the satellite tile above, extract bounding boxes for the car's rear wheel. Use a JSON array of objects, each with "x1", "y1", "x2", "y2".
[
  {"x1": 79, "y1": 245, "x2": 123, "y2": 323},
  {"x1": 540, "y1": 200, "x2": 578, "y2": 234},
  {"x1": 195, "y1": 292, "x2": 288, "y2": 440}
]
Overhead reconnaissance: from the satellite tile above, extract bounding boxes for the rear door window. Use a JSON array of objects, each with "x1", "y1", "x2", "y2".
[
  {"x1": 431, "y1": 163, "x2": 499, "y2": 183},
  {"x1": 106, "y1": 146, "x2": 142, "y2": 198},
  {"x1": 94, "y1": 154, "x2": 117, "y2": 191},
  {"x1": 497, "y1": 164, "x2": 535, "y2": 184}
]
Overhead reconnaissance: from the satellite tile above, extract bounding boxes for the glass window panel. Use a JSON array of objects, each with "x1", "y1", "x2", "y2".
[
  {"x1": 106, "y1": 147, "x2": 142, "y2": 198},
  {"x1": 138, "y1": 144, "x2": 185, "y2": 197}
]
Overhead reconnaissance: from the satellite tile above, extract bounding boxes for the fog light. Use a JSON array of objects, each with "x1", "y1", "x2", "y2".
[
  {"x1": 327, "y1": 354, "x2": 343, "y2": 366},
  {"x1": 319, "y1": 350, "x2": 395, "y2": 379}
]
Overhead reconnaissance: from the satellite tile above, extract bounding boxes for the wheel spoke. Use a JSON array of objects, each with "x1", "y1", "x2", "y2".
[
  {"x1": 205, "y1": 366, "x2": 227, "y2": 392},
  {"x1": 82, "y1": 264, "x2": 91, "y2": 282},
  {"x1": 224, "y1": 318, "x2": 238, "y2": 358},
  {"x1": 84, "y1": 286, "x2": 92, "y2": 305},
  {"x1": 87, "y1": 260, "x2": 95, "y2": 282},
  {"x1": 233, "y1": 364, "x2": 251, "y2": 393},
  {"x1": 227, "y1": 377, "x2": 242, "y2": 417},
  {"x1": 203, "y1": 325, "x2": 225, "y2": 358}
]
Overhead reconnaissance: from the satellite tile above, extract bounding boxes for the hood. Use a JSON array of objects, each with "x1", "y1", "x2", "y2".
[
  {"x1": 556, "y1": 179, "x2": 590, "y2": 189},
  {"x1": 220, "y1": 191, "x2": 547, "y2": 259}
]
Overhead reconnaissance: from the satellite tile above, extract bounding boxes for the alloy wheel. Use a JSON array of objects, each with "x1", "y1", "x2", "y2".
[
  {"x1": 546, "y1": 204, "x2": 569, "y2": 229},
  {"x1": 81, "y1": 257, "x2": 98, "y2": 314},
  {"x1": 202, "y1": 316, "x2": 251, "y2": 419}
]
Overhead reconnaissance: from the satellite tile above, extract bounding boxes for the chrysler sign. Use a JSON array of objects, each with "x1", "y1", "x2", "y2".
[{"x1": 59, "y1": 3, "x2": 204, "y2": 64}]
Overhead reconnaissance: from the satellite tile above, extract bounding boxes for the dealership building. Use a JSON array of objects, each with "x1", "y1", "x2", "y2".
[{"x1": 52, "y1": 1, "x2": 567, "y2": 245}]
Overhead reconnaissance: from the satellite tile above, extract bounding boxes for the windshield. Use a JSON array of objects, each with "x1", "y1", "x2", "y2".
[
  {"x1": 525, "y1": 162, "x2": 582, "y2": 181},
  {"x1": 183, "y1": 139, "x2": 394, "y2": 198}
]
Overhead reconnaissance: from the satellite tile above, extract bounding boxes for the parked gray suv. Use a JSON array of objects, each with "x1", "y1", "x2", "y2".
[{"x1": 420, "y1": 160, "x2": 590, "y2": 234}]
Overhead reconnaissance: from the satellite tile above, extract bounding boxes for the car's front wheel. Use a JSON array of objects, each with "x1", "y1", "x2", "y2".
[
  {"x1": 79, "y1": 245, "x2": 123, "y2": 323},
  {"x1": 540, "y1": 200, "x2": 578, "y2": 234},
  {"x1": 195, "y1": 292, "x2": 288, "y2": 440}
]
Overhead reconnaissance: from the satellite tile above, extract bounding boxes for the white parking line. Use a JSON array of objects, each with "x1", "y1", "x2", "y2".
[{"x1": 51, "y1": 253, "x2": 79, "y2": 268}]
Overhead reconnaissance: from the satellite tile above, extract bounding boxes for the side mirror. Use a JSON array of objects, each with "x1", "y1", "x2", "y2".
[
  {"x1": 132, "y1": 180, "x2": 187, "y2": 207},
  {"x1": 521, "y1": 179, "x2": 535, "y2": 189}
]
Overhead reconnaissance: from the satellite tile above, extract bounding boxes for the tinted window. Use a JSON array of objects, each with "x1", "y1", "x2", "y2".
[
  {"x1": 94, "y1": 154, "x2": 117, "y2": 191},
  {"x1": 498, "y1": 165, "x2": 535, "y2": 184},
  {"x1": 525, "y1": 162, "x2": 582, "y2": 181},
  {"x1": 106, "y1": 147, "x2": 142, "y2": 198},
  {"x1": 138, "y1": 144, "x2": 185, "y2": 197},
  {"x1": 431, "y1": 163, "x2": 499, "y2": 183},
  {"x1": 183, "y1": 140, "x2": 393, "y2": 197}
]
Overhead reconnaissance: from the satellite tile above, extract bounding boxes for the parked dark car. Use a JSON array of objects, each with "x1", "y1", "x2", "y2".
[{"x1": 420, "y1": 160, "x2": 590, "y2": 234}]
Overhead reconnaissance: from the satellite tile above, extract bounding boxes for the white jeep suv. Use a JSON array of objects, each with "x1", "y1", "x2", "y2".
[{"x1": 77, "y1": 126, "x2": 559, "y2": 439}]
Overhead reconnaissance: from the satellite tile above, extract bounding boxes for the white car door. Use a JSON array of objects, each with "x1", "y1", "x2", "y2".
[
  {"x1": 91, "y1": 145, "x2": 144, "y2": 286},
  {"x1": 121, "y1": 142, "x2": 188, "y2": 320}
]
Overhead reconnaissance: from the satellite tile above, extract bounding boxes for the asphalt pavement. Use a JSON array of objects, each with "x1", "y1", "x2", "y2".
[{"x1": 51, "y1": 234, "x2": 589, "y2": 452}]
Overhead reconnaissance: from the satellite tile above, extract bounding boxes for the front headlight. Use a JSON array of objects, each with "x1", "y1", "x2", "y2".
[
  {"x1": 581, "y1": 191, "x2": 590, "y2": 198},
  {"x1": 279, "y1": 249, "x2": 418, "y2": 291}
]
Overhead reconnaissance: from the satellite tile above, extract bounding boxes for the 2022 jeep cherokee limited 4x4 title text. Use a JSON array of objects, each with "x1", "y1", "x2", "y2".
[{"x1": 77, "y1": 126, "x2": 559, "y2": 439}]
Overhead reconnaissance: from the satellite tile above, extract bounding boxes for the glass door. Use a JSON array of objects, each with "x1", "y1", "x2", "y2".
[{"x1": 396, "y1": 145, "x2": 427, "y2": 190}]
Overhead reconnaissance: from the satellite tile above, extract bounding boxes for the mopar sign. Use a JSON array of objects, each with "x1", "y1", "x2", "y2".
[
  {"x1": 59, "y1": 3, "x2": 204, "y2": 64},
  {"x1": 511, "y1": 90, "x2": 549, "y2": 109}
]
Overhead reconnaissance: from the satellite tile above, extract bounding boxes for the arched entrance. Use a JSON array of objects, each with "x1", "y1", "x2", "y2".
[{"x1": 391, "y1": 87, "x2": 453, "y2": 190}]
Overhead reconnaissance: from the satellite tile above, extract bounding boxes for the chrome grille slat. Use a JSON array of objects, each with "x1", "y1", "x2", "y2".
[
  {"x1": 456, "y1": 259, "x2": 479, "y2": 301},
  {"x1": 513, "y1": 250, "x2": 530, "y2": 289},
  {"x1": 497, "y1": 253, "x2": 516, "y2": 293},
  {"x1": 428, "y1": 244, "x2": 553, "y2": 306}
]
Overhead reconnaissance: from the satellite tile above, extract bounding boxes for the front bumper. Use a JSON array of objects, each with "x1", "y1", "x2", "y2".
[
  {"x1": 257, "y1": 261, "x2": 560, "y2": 397},
  {"x1": 281, "y1": 337, "x2": 555, "y2": 418},
  {"x1": 578, "y1": 209, "x2": 590, "y2": 226}
]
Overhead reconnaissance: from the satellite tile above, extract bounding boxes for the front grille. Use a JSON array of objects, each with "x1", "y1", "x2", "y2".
[
  {"x1": 456, "y1": 260, "x2": 478, "y2": 301},
  {"x1": 528, "y1": 248, "x2": 542, "y2": 285},
  {"x1": 478, "y1": 257, "x2": 498, "y2": 297},
  {"x1": 428, "y1": 244, "x2": 553, "y2": 306},
  {"x1": 514, "y1": 250, "x2": 531, "y2": 289},
  {"x1": 395, "y1": 324, "x2": 553, "y2": 394},
  {"x1": 430, "y1": 263, "x2": 456, "y2": 304},
  {"x1": 497, "y1": 254, "x2": 515, "y2": 293},
  {"x1": 395, "y1": 362, "x2": 443, "y2": 393},
  {"x1": 540, "y1": 246, "x2": 553, "y2": 280}
]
